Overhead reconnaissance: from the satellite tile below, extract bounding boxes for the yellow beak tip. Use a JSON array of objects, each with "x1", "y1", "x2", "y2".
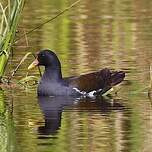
[
  {"x1": 28, "y1": 59, "x2": 39, "y2": 70},
  {"x1": 28, "y1": 64, "x2": 35, "y2": 70}
]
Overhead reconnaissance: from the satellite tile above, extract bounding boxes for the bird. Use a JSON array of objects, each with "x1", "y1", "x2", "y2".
[{"x1": 28, "y1": 49, "x2": 125, "y2": 97}]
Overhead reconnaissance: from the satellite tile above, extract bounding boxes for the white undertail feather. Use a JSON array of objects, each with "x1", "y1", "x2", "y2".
[{"x1": 73, "y1": 88, "x2": 103, "y2": 98}]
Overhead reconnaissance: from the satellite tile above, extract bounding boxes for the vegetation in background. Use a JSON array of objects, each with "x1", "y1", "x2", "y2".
[{"x1": 0, "y1": 0, "x2": 25, "y2": 81}]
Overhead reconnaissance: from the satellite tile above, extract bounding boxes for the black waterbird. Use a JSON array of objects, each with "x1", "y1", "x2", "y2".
[{"x1": 28, "y1": 49, "x2": 125, "y2": 97}]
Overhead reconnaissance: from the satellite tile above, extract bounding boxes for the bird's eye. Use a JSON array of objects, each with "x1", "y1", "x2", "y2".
[{"x1": 41, "y1": 54, "x2": 45, "y2": 57}]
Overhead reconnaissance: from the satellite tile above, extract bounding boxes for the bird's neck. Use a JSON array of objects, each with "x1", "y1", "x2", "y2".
[{"x1": 42, "y1": 66, "x2": 62, "y2": 82}]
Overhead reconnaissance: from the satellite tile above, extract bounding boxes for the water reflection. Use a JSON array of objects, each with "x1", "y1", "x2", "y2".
[
  {"x1": 37, "y1": 96, "x2": 77, "y2": 135},
  {"x1": 0, "y1": 90, "x2": 14, "y2": 152},
  {"x1": 1, "y1": 89, "x2": 151, "y2": 152},
  {"x1": 37, "y1": 96, "x2": 144, "y2": 152},
  {"x1": 37, "y1": 96, "x2": 126, "y2": 137}
]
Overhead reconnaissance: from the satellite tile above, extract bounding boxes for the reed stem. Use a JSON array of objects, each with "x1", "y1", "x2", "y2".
[{"x1": 0, "y1": 0, "x2": 25, "y2": 81}]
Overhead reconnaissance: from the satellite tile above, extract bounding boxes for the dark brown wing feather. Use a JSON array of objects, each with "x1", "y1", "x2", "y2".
[{"x1": 64, "y1": 68, "x2": 125, "y2": 93}]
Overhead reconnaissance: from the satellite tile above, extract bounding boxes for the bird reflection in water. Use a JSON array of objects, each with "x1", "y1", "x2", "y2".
[{"x1": 37, "y1": 96, "x2": 126, "y2": 136}]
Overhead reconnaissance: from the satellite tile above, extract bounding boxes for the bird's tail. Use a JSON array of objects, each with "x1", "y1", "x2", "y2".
[
  {"x1": 111, "y1": 71, "x2": 125, "y2": 86},
  {"x1": 95, "y1": 69, "x2": 125, "y2": 95}
]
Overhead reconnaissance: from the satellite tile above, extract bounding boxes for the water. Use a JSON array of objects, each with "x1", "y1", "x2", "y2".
[{"x1": 1, "y1": 0, "x2": 152, "y2": 151}]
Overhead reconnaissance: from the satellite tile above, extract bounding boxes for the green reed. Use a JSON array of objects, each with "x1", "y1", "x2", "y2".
[{"x1": 0, "y1": 0, "x2": 25, "y2": 81}]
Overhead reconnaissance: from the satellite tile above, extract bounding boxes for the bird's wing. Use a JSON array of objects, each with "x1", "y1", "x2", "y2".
[
  {"x1": 64, "y1": 69, "x2": 115, "y2": 93},
  {"x1": 63, "y1": 68, "x2": 125, "y2": 94}
]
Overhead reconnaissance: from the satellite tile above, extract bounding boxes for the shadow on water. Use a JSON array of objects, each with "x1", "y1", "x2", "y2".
[
  {"x1": 38, "y1": 96, "x2": 76, "y2": 136},
  {"x1": 37, "y1": 96, "x2": 126, "y2": 136}
]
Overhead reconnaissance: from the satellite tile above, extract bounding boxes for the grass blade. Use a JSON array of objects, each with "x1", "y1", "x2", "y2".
[{"x1": 0, "y1": 0, "x2": 25, "y2": 80}]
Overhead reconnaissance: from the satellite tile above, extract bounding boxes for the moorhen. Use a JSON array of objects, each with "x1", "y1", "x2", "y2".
[{"x1": 28, "y1": 49, "x2": 125, "y2": 97}]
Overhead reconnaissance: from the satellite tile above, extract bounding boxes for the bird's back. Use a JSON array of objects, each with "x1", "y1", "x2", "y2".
[{"x1": 66, "y1": 68, "x2": 125, "y2": 95}]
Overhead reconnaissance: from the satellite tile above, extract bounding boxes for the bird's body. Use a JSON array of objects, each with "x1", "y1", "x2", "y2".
[{"x1": 28, "y1": 50, "x2": 125, "y2": 97}]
